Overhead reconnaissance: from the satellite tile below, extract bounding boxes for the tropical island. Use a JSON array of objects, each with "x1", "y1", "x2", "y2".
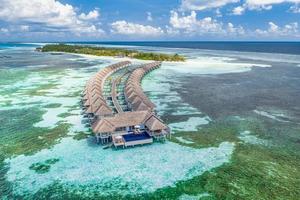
[{"x1": 38, "y1": 44, "x2": 186, "y2": 62}]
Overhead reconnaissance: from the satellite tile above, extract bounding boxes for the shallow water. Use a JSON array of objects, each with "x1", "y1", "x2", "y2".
[
  {"x1": 6, "y1": 138, "x2": 234, "y2": 196},
  {"x1": 1, "y1": 43, "x2": 300, "y2": 199}
]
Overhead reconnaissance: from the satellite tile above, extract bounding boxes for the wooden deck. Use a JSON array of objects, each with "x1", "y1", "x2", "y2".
[
  {"x1": 111, "y1": 72, "x2": 130, "y2": 113},
  {"x1": 112, "y1": 135, "x2": 125, "y2": 147},
  {"x1": 112, "y1": 132, "x2": 153, "y2": 148}
]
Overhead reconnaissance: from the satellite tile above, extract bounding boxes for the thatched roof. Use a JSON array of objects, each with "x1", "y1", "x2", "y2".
[
  {"x1": 124, "y1": 62, "x2": 161, "y2": 112},
  {"x1": 93, "y1": 111, "x2": 149, "y2": 133},
  {"x1": 94, "y1": 104, "x2": 113, "y2": 116},
  {"x1": 92, "y1": 119, "x2": 115, "y2": 133},
  {"x1": 132, "y1": 100, "x2": 153, "y2": 111},
  {"x1": 93, "y1": 110, "x2": 168, "y2": 133},
  {"x1": 144, "y1": 115, "x2": 168, "y2": 131},
  {"x1": 82, "y1": 61, "x2": 131, "y2": 116},
  {"x1": 86, "y1": 98, "x2": 107, "y2": 113},
  {"x1": 85, "y1": 61, "x2": 169, "y2": 135}
]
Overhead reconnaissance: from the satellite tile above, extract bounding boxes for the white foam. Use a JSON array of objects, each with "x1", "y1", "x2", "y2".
[
  {"x1": 169, "y1": 117, "x2": 211, "y2": 132},
  {"x1": 64, "y1": 111, "x2": 87, "y2": 133},
  {"x1": 34, "y1": 106, "x2": 69, "y2": 128},
  {"x1": 5, "y1": 138, "x2": 234, "y2": 196},
  {"x1": 163, "y1": 57, "x2": 270, "y2": 75},
  {"x1": 171, "y1": 104, "x2": 202, "y2": 116},
  {"x1": 238, "y1": 130, "x2": 269, "y2": 145},
  {"x1": 178, "y1": 193, "x2": 210, "y2": 200},
  {"x1": 253, "y1": 110, "x2": 290, "y2": 123},
  {"x1": 175, "y1": 137, "x2": 195, "y2": 144}
]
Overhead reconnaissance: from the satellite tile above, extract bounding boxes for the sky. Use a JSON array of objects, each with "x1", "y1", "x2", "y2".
[{"x1": 0, "y1": 0, "x2": 300, "y2": 41}]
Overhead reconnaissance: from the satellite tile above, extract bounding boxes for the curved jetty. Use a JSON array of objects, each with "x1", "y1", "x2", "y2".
[
  {"x1": 82, "y1": 61, "x2": 131, "y2": 118},
  {"x1": 81, "y1": 61, "x2": 170, "y2": 148},
  {"x1": 125, "y1": 62, "x2": 160, "y2": 112}
]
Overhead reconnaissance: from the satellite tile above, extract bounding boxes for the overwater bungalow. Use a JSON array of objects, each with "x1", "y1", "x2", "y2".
[
  {"x1": 82, "y1": 61, "x2": 131, "y2": 115},
  {"x1": 82, "y1": 61, "x2": 170, "y2": 148},
  {"x1": 124, "y1": 63, "x2": 160, "y2": 112},
  {"x1": 92, "y1": 111, "x2": 169, "y2": 147}
]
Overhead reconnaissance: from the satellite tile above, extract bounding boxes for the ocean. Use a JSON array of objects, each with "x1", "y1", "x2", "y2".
[
  {"x1": 0, "y1": 42, "x2": 300, "y2": 199},
  {"x1": 73, "y1": 41, "x2": 300, "y2": 55}
]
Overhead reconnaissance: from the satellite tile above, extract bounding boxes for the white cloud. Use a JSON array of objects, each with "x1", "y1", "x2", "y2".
[
  {"x1": 232, "y1": 6, "x2": 245, "y2": 15},
  {"x1": 169, "y1": 11, "x2": 246, "y2": 37},
  {"x1": 234, "y1": 0, "x2": 300, "y2": 15},
  {"x1": 147, "y1": 12, "x2": 153, "y2": 21},
  {"x1": 0, "y1": 27, "x2": 9, "y2": 33},
  {"x1": 0, "y1": 0, "x2": 104, "y2": 36},
  {"x1": 181, "y1": 0, "x2": 300, "y2": 14},
  {"x1": 255, "y1": 21, "x2": 299, "y2": 37},
  {"x1": 215, "y1": 9, "x2": 223, "y2": 17},
  {"x1": 227, "y1": 23, "x2": 245, "y2": 35},
  {"x1": 289, "y1": 4, "x2": 300, "y2": 13},
  {"x1": 111, "y1": 21, "x2": 164, "y2": 36},
  {"x1": 181, "y1": 0, "x2": 239, "y2": 11},
  {"x1": 170, "y1": 11, "x2": 197, "y2": 29},
  {"x1": 169, "y1": 11, "x2": 223, "y2": 35},
  {"x1": 20, "y1": 25, "x2": 29, "y2": 31},
  {"x1": 165, "y1": 25, "x2": 180, "y2": 36},
  {"x1": 79, "y1": 9, "x2": 100, "y2": 21},
  {"x1": 245, "y1": 0, "x2": 300, "y2": 10},
  {"x1": 269, "y1": 22, "x2": 279, "y2": 32}
]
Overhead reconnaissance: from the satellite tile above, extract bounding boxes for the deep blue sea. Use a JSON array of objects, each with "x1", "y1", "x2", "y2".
[
  {"x1": 1, "y1": 42, "x2": 300, "y2": 55},
  {"x1": 0, "y1": 43, "x2": 39, "y2": 49}
]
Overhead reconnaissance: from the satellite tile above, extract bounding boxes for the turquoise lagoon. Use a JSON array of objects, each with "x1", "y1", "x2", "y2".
[{"x1": 1, "y1": 43, "x2": 300, "y2": 199}]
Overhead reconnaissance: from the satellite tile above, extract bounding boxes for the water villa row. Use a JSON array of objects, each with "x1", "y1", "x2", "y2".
[{"x1": 81, "y1": 61, "x2": 170, "y2": 148}]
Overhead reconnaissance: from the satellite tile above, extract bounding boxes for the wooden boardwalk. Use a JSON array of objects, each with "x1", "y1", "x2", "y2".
[
  {"x1": 82, "y1": 61, "x2": 171, "y2": 147},
  {"x1": 111, "y1": 74, "x2": 124, "y2": 113},
  {"x1": 107, "y1": 65, "x2": 138, "y2": 113}
]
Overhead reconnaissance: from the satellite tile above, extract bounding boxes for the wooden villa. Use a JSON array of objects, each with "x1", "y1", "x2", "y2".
[
  {"x1": 81, "y1": 61, "x2": 170, "y2": 148},
  {"x1": 92, "y1": 111, "x2": 169, "y2": 147}
]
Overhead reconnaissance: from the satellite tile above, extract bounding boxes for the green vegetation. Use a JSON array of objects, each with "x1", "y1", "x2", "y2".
[
  {"x1": 24, "y1": 83, "x2": 59, "y2": 96},
  {"x1": 38, "y1": 44, "x2": 186, "y2": 62},
  {"x1": 0, "y1": 69, "x2": 29, "y2": 86},
  {"x1": 0, "y1": 106, "x2": 71, "y2": 157},
  {"x1": 73, "y1": 131, "x2": 92, "y2": 140},
  {"x1": 171, "y1": 125, "x2": 238, "y2": 148},
  {"x1": 29, "y1": 158, "x2": 60, "y2": 174},
  {"x1": 57, "y1": 112, "x2": 74, "y2": 118},
  {"x1": 44, "y1": 103, "x2": 62, "y2": 109}
]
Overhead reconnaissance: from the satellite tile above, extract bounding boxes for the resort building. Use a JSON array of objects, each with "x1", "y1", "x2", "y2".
[
  {"x1": 82, "y1": 61, "x2": 170, "y2": 148},
  {"x1": 92, "y1": 111, "x2": 169, "y2": 146}
]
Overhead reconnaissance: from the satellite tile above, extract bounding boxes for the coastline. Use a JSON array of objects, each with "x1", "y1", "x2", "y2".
[
  {"x1": 48, "y1": 50, "x2": 272, "y2": 76},
  {"x1": 39, "y1": 44, "x2": 186, "y2": 62}
]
